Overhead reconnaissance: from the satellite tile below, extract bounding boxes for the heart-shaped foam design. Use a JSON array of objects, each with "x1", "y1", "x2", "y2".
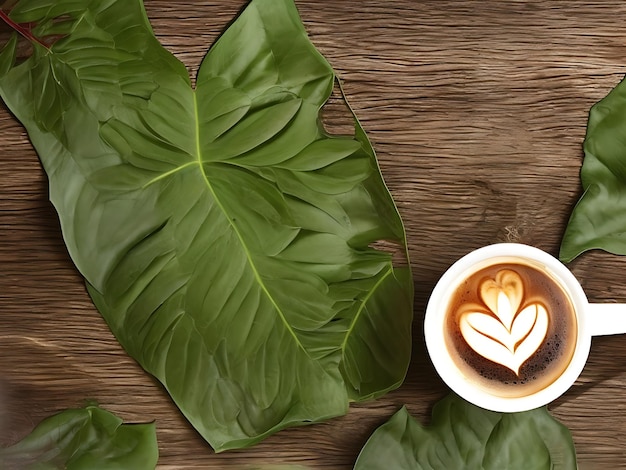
[{"x1": 458, "y1": 269, "x2": 549, "y2": 375}]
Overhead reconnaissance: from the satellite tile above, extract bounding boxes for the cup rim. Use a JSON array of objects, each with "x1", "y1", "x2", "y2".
[{"x1": 424, "y1": 243, "x2": 591, "y2": 412}]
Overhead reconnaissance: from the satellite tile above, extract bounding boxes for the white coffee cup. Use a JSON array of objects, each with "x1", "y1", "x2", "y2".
[{"x1": 424, "y1": 243, "x2": 626, "y2": 412}]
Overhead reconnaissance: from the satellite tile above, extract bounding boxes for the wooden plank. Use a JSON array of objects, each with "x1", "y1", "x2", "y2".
[{"x1": 1, "y1": 1, "x2": 626, "y2": 467}]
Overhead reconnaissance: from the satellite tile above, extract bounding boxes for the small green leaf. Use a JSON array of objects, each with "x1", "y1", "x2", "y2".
[
  {"x1": 561, "y1": 75, "x2": 626, "y2": 262},
  {"x1": 0, "y1": 404, "x2": 158, "y2": 469},
  {"x1": 354, "y1": 394, "x2": 577, "y2": 470}
]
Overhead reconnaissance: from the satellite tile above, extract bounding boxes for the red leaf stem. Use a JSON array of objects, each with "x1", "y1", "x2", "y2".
[{"x1": 0, "y1": 8, "x2": 49, "y2": 50}]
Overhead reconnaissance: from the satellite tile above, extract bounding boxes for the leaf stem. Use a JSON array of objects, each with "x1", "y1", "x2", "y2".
[{"x1": 0, "y1": 9, "x2": 49, "y2": 50}]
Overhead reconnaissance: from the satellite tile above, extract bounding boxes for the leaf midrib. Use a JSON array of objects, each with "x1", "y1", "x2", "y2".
[{"x1": 192, "y1": 90, "x2": 310, "y2": 358}]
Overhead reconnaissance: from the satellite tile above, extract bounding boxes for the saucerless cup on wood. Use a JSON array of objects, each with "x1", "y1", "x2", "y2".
[{"x1": 424, "y1": 243, "x2": 626, "y2": 412}]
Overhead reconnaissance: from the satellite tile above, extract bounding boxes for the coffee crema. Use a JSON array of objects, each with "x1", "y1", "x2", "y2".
[{"x1": 444, "y1": 258, "x2": 578, "y2": 398}]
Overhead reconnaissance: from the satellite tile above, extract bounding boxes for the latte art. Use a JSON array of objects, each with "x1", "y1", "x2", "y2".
[
  {"x1": 458, "y1": 270, "x2": 549, "y2": 375},
  {"x1": 444, "y1": 259, "x2": 578, "y2": 398}
]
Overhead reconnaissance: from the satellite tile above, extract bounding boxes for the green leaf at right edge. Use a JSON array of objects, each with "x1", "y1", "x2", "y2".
[
  {"x1": 0, "y1": 0, "x2": 413, "y2": 452},
  {"x1": 0, "y1": 404, "x2": 158, "y2": 469},
  {"x1": 560, "y1": 75, "x2": 626, "y2": 262},
  {"x1": 354, "y1": 394, "x2": 577, "y2": 470}
]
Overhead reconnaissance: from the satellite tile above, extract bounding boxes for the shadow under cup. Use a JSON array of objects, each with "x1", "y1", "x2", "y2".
[{"x1": 424, "y1": 243, "x2": 592, "y2": 413}]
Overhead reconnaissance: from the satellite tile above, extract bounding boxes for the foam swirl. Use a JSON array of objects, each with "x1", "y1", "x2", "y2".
[{"x1": 458, "y1": 269, "x2": 548, "y2": 375}]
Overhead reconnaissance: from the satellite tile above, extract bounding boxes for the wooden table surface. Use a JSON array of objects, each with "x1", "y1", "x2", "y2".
[{"x1": 2, "y1": 1, "x2": 626, "y2": 468}]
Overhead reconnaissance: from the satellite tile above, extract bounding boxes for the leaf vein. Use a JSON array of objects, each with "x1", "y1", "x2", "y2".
[
  {"x1": 192, "y1": 90, "x2": 310, "y2": 358},
  {"x1": 341, "y1": 264, "x2": 393, "y2": 353},
  {"x1": 141, "y1": 160, "x2": 197, "y2": 188}
]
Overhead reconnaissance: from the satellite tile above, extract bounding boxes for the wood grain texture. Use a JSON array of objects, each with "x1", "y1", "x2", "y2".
[{"x1": 1, "y1": 1, "x2": 626, "y2": 468}]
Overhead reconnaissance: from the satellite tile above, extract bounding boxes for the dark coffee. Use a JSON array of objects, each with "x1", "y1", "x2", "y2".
[{"x1": 443, "y1": 258, "x2": 578, "y2": 398}]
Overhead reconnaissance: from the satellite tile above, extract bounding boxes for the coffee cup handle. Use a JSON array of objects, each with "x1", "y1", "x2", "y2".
[{"x1": 587, "y1": 303, "x2": 626, "y2": 336}]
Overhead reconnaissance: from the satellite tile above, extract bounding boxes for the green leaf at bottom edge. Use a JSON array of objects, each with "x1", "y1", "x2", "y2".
[
  {"x1": 0, "y1": 404, "x2": 158, "y2": 470},
  {"x1": 353, "y1": 394, "x2": 577, "y2": 470}
]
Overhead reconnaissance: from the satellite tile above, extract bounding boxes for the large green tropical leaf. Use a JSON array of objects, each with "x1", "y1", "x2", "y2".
[
  {"x1": 0, "y1": 404, "x2": 158, "y2": 469},
  {"x1": 354, "y1": 394, "x2": 577, "y2": 470},
  {"x1": 0, "y1": 0, "x2": 413, "y2": 451},
  {"x1": 561, "y1": 75, "x2": 626, "y2": 262}
]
